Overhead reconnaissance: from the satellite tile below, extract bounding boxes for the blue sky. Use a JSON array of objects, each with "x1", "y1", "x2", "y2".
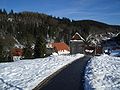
[{"x1": 0, "y1": 0, "x2": 120, "y2": 25}]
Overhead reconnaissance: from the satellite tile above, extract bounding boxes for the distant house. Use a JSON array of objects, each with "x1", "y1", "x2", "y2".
[
  {"x1": 46, "y1": 42, "x2": 70, "y2": 55},
  {"x1": 84, "y1": 46, "x2": 95, "y2": 55},
  {"x1": 70, "y1": 32, "x2": 84, "y2": 54},
  {"x1": 52, "y1": 42, "x2": 70, "y2": 55},
  {"x1": 10, "y1": 48, "x2": 23, "y2": 61},
  {"x1": 46, "y1": 43, "x2": 54, "y2": 55},
  {"x1": 85, "y1": 45, "x2": 102, "y2": 55},
  {"x1": 46, "y1": 34, "x2": 55, "y2": 55},
  {"x1": 96, "y1": 45, "x2": 103, "y2": 55}
]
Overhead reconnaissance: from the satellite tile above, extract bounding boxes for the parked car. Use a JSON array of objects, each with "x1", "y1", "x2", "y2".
[{"x1": 110, "y1": 50, "x2": 120, "y2": 57}]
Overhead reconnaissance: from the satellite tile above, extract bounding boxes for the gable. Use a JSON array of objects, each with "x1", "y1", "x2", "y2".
[{"x1": 71, "y1": 32, "x2": 83, "y2": 40}]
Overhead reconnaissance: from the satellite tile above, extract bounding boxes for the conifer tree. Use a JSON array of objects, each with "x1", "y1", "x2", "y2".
[
  {"x1": 0, "y1": 9, "x2": 2, "y2": 14},
  {"x1": 34, "y1": 35, "x2": 46, "y2": 58},
  {"x1": 3, "y1": 9, "x2": 7, "y2": 15},
  {"x1": 23, "y1": 42, "x2": 33, "y2": 59},
  {"x1": 9, "y1": 9, "x2": 14, "y2": 15}
]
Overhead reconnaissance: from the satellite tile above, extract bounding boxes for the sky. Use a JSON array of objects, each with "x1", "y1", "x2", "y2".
[{"x1": 0, "y1": 0, "x2": 120, "y2": 25}]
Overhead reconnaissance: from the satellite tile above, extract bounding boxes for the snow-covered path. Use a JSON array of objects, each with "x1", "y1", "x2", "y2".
[
  {"x1": 85, "y1": 55, "x2": 120, "y2": 90},
  {"x1": 0, "y1": 54, "x2": 84, "y2": 90}
]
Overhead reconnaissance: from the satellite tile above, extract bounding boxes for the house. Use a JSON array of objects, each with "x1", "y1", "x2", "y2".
[
  {"x1": 70, "y1": 32, "x2": 84, "y2": 54},
  {"x1": 46, "y1": 43, "x2": 54, "y2": 56},
  {"x1": 84, "y1": 46, "x2": 95, "y2": 55},
  {"x1": 10, "y1": 48, "x2": 23, "y2": 61},
  {"x1": 46, "y1": 34, "x2": 55, "y2": 56},
  {"x1": 52, "y1": 42, "x2": 70, "y2": 55},
  {"x1": 46, "y1": 42, "x2": 70, "y2": 55},
  {"x1": 96, "y1": 45, "x2": 103, "y2": 55},
  {"x1": 85, "y1": 45, "x2": 102, "y2": 56}
]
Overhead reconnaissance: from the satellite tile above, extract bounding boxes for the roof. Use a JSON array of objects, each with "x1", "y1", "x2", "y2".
[
  {"x1": 52, "y1": 42, "x2": 70, "y2": 52},
  {"x1": 10, "y1": 48, "x2": 23, "y2": 56},
  {"x1": 71, "y1": 32, "x2": 84, "y2": 40}
]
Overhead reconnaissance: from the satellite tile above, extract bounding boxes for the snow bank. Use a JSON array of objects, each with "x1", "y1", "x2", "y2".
[
  {"x1": 52, "y1": 50, "x2": 70, "y2": 55},
  {"x1": 85, "y1": 54, "x2": 120, "y2": 90},
  {"x1": 0, "y1": 54, "x2": 84, "y2": 90}
]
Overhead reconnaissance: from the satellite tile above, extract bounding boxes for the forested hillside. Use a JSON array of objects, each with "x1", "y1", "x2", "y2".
[{"x1": 0, "y1": 9, "x2": 120, "y2": 61}]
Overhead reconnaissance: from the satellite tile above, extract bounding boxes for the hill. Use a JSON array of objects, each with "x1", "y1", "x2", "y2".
[
  {"x1": 0, "y1": 9, "x2": 120, "y2": 60},
  {"x1": 72, "y1": 20, "x2": 119, "y2": 36}
]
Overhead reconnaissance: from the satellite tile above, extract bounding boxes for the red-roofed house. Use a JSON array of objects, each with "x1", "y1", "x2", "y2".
[
  {"x1": 10, "y1": 48, "x2": 23, "y2": 61},
  {"x1": 52, "y1": 42, "x2": 70, "y2": 54}
]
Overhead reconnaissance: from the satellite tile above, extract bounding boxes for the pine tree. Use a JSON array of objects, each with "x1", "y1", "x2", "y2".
[
  {"x1": 23, "y1": 46, "x2": 33, "y2": 59},
  {"x1": 3, "y1": 9, "x2": 7, "y2": 15},
  {"x1": 9, "y1": 9, "x2": 14, "y2": 15},
  {"x1": 23, "y1": 37, "x2": 33, "y2": 59},
  {"x1": 0, "y1": 9, "x2": 2, "y2": 14},
  {"x1": 34, "y1": 35, "x2": 46, "y2": 58}
]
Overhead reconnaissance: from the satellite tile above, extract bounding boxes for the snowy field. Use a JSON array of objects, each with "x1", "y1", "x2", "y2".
[
  {"x1": 85, "y1": 54, "x2": 120, "y2": 90},
  {"x1": 0, "y1": 54, "x2": 84, "y2": 90}
]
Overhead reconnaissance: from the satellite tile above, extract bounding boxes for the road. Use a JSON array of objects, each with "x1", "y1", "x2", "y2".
[{"x1": 33, "y1": 56, "x2": 91, "y2": 90}]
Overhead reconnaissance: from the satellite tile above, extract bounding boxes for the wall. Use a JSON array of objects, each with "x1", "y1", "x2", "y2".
[{"x1": 70, "y1": 40, "x2": 84, "y2": 54}]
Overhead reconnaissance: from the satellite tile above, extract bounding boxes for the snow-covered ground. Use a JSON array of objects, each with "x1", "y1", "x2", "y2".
[
  {"x1": 0, "y1": 54, "x2": 84, "y2": 90},
  {"x1": 85, "y1": 54, "x2": 120, "y2": 90}
]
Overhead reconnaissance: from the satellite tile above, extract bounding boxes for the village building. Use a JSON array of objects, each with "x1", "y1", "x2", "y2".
[
  {"x1": 46, "y1": 43, "x2": 54, "y2": 55},
  {"x1": 70, "y1": 32, "x2": 84, "y2": 54},
  {"x1": 70, "y1": 32, "x2": 103, "y2": 55},
  {"x1": 46, "y1": 42, "x2": 70, "y2": 55},
  {"x1": 84, "y1": 44, "x2": 102, "y2": 56},
  {"x1": 10, "y1": 48, "x2": 23, "y2": 61},
  {"x1": 52, "y1": 42, "x2": 70, "y2": 55}
]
